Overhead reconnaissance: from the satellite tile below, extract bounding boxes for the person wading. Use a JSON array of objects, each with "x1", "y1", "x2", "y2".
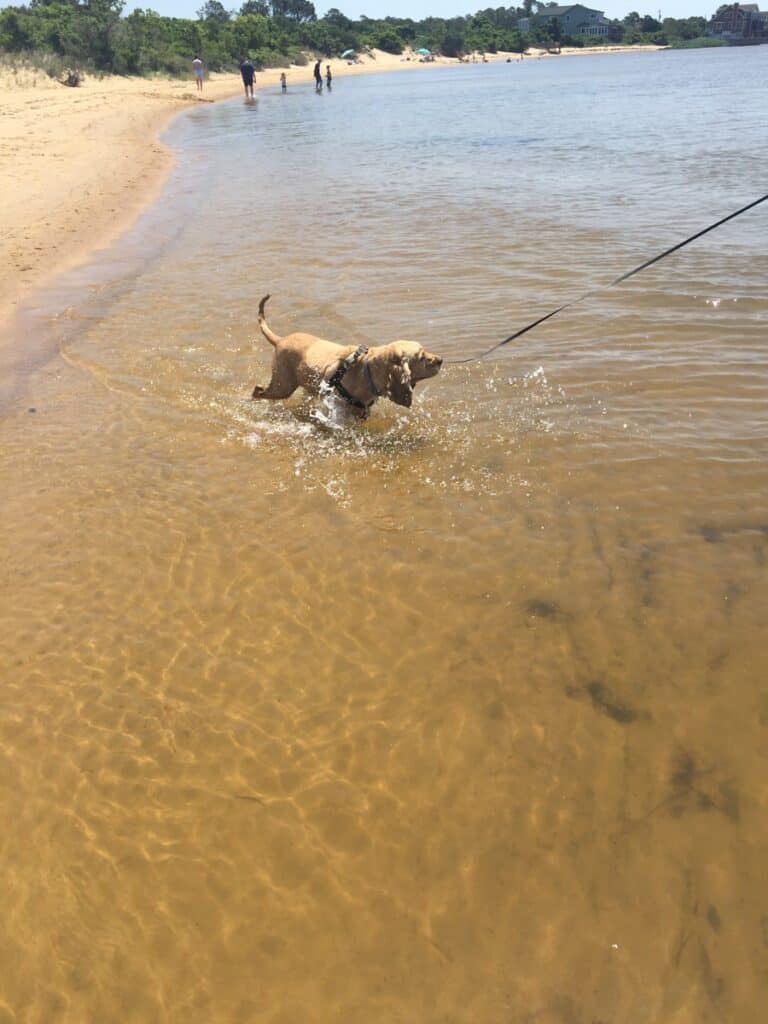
[
  {"x1": 192, "y1": 55, "x2": 204, "y2": 92},
  {"x1": 240, "y1": 57, "x2": 255, "y2": 99}
]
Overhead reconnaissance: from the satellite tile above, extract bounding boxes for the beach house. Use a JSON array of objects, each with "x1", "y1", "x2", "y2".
[
  {"x1": 517, "y1": 4, "x2": 611, "y2": 37},
  {"x1": 707, "y1": 3, "x2": 768, "y2": 39}
]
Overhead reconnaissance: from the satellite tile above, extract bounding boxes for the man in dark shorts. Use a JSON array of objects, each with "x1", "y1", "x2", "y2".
[
  {"x1": 313, "y1": 59, "x2": 322, "y2": 93},
  {"x1": 240, "y1": 57, "x2": 255, "y2": 99}
]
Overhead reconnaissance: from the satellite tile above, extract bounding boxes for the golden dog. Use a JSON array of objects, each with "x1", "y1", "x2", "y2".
[{"x1": 251, "y1": 295, "x2": 442, "y2": 416}]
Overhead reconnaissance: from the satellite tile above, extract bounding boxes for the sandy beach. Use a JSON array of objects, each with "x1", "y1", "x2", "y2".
[
  {"x1": 0, "y1": 44, "x2": 662, "y2": 333},
  {"x1": 0, "y1": 68, "x2": 233, "y2": 329}
]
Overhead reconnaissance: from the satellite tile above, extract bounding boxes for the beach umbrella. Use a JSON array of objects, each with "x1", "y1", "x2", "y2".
[
  {"x1": 340, "y1": 49, "x2": 356, "y2": 58},
  {"x1": 416, "y1": 47, "x2": 431, "y2": 55}
]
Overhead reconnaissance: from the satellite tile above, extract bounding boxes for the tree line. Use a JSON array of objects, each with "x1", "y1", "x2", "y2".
[{"x1": 0, "y1": 0, "x2": 714, "y2": 78}]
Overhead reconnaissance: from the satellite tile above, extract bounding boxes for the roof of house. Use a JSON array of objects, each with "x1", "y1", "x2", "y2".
[{"x1": 533, "y1": 4, "x2": 604, "y2": 16}]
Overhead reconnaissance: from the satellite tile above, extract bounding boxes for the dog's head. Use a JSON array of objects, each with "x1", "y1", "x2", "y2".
[{"x1": 382, "y1": 341, "x2": 443, "y2": 408}]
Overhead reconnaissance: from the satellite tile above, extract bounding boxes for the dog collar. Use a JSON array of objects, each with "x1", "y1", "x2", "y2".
[
  {"x1": 327, "y1": 345, "x2": 374, "y2": 411},
  {"x1": 363, "y1": 356, "x2": 381, "y2": 398}
]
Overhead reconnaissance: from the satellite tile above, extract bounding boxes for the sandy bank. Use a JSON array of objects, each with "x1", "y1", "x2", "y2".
[
  {"x1": 0, "y1": 68, "x2": 243, "y2": 329},
  {"x1": 0, "y1": 44, "x2": 661, "y2": 332}
]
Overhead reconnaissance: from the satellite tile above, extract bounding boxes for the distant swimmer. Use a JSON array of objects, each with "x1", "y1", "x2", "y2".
[
  {"x1": 326, "y1": 64, "x2": 332, "y2": 90},
  {"x1": 313, "y1": 59, "x2": 322, "y2": 93},
  {"x1": 192, "y1": 55, "x2": 204, "y2": 92},
  {"x1": 240, "y1": 57, "x2": 255, "y2": 99},
  {"x1": 280, "y1": 72, "x2": 287, "y2": 93}
]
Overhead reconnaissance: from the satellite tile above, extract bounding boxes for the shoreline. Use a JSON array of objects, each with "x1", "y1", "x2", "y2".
[
  {"x1": 0, "y1": 44, "x2": 663, "y2": 340},
  {"x1": 0, "y1": 69, "x2": 244, "y2": 333}
]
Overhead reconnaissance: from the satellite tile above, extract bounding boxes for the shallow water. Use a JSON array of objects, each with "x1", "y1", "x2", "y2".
[{"x1": 2, "y1": 48, "x2": 768, "y2": 1023}]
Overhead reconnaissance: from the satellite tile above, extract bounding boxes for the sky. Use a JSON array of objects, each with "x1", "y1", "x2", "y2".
[{"x1": 36, "y1": 0, "x2": 720, "y2": 25}]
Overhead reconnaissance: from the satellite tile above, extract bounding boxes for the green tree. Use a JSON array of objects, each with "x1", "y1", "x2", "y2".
[
  {"x1": 465, "y1": 13, "x2": 495, "y2": 51},
  {"x1": 362, "y1": 23, "x2": 404, "y2": 52},
  {"x1": 661, "y1": 15, "x2": 706, "y2": 40},
  {"x1": 508, "y1": 28, "x2": 528, "y2": 53},
  {"x1": 271, "y1": 0, "x2": 315, "y2": 23},
  {"x1": 640, "y1": 14, "x2": 661, "y2": 32},
  {"x1": 0, "y1": 8, "x2": 35, "y2": 51},
  {"x1": 323, "y1": 6, "x2": 351, "y2": 28},
  {"x1": 197, "y1": 1, "x2": 231, "y2": 22},
  {"x1": 65, "y1": 0, "x2": 125, "y2": 70},
  {"x1": 227, "y1": 12, "x2": 272, "y2": 57}
]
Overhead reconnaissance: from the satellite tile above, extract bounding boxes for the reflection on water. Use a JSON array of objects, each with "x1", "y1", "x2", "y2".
[{"x1": 2, "y1": 48, "x2": 768, "y2": 1022}]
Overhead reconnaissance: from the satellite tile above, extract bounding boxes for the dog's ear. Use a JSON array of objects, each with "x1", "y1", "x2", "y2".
[{"x1": 388, "y1": 354, "x2": 413, "y2": 408}]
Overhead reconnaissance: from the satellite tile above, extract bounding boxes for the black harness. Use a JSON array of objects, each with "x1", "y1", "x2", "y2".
[{"x1": 326, "y1": 345, "x2": 380, "y2": 412}]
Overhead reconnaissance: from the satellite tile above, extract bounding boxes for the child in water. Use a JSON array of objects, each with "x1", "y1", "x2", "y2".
[
  {"x1": 325, "y1": 64, "x2": 332, "y2": 90},
  {"x1": 280, "y1": 72, "x2": 287, "y2": 93}
]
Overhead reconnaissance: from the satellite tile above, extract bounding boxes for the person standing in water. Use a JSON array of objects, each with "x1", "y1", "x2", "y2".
[
  {"x1": 313, "y1": 59, "x2": 323, "y2": 92},
  {"x1": 280, "y1": 71, "x2": 287, "y2": 93},
  {"x1": 325, "y1": 64, "x2": 332, "y2": 90},
  {"x1": 192, "y1": 55, "x2": 204, "y2": 92},
  {"x1": 240, "y1": 57, "x2": 255, "y2": 99}
]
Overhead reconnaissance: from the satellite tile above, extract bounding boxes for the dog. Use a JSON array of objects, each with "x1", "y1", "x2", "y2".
[{"x1": 251, "y1": 295, "x2": 442, "y2": 416}]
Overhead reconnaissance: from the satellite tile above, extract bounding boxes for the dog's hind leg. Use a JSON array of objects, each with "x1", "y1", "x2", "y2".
[{"x1": 251, "y1": 363, "x2": 299, "y2": 401}]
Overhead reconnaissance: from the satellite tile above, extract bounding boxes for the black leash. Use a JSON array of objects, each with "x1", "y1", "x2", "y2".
[{"x1": 447, "y1": 192, "x2": 768, "y2": 366}]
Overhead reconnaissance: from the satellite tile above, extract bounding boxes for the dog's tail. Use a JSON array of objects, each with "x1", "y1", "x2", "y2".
[{"x1": 258, "y1": 294, "x2": 281, "y2": 346}]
